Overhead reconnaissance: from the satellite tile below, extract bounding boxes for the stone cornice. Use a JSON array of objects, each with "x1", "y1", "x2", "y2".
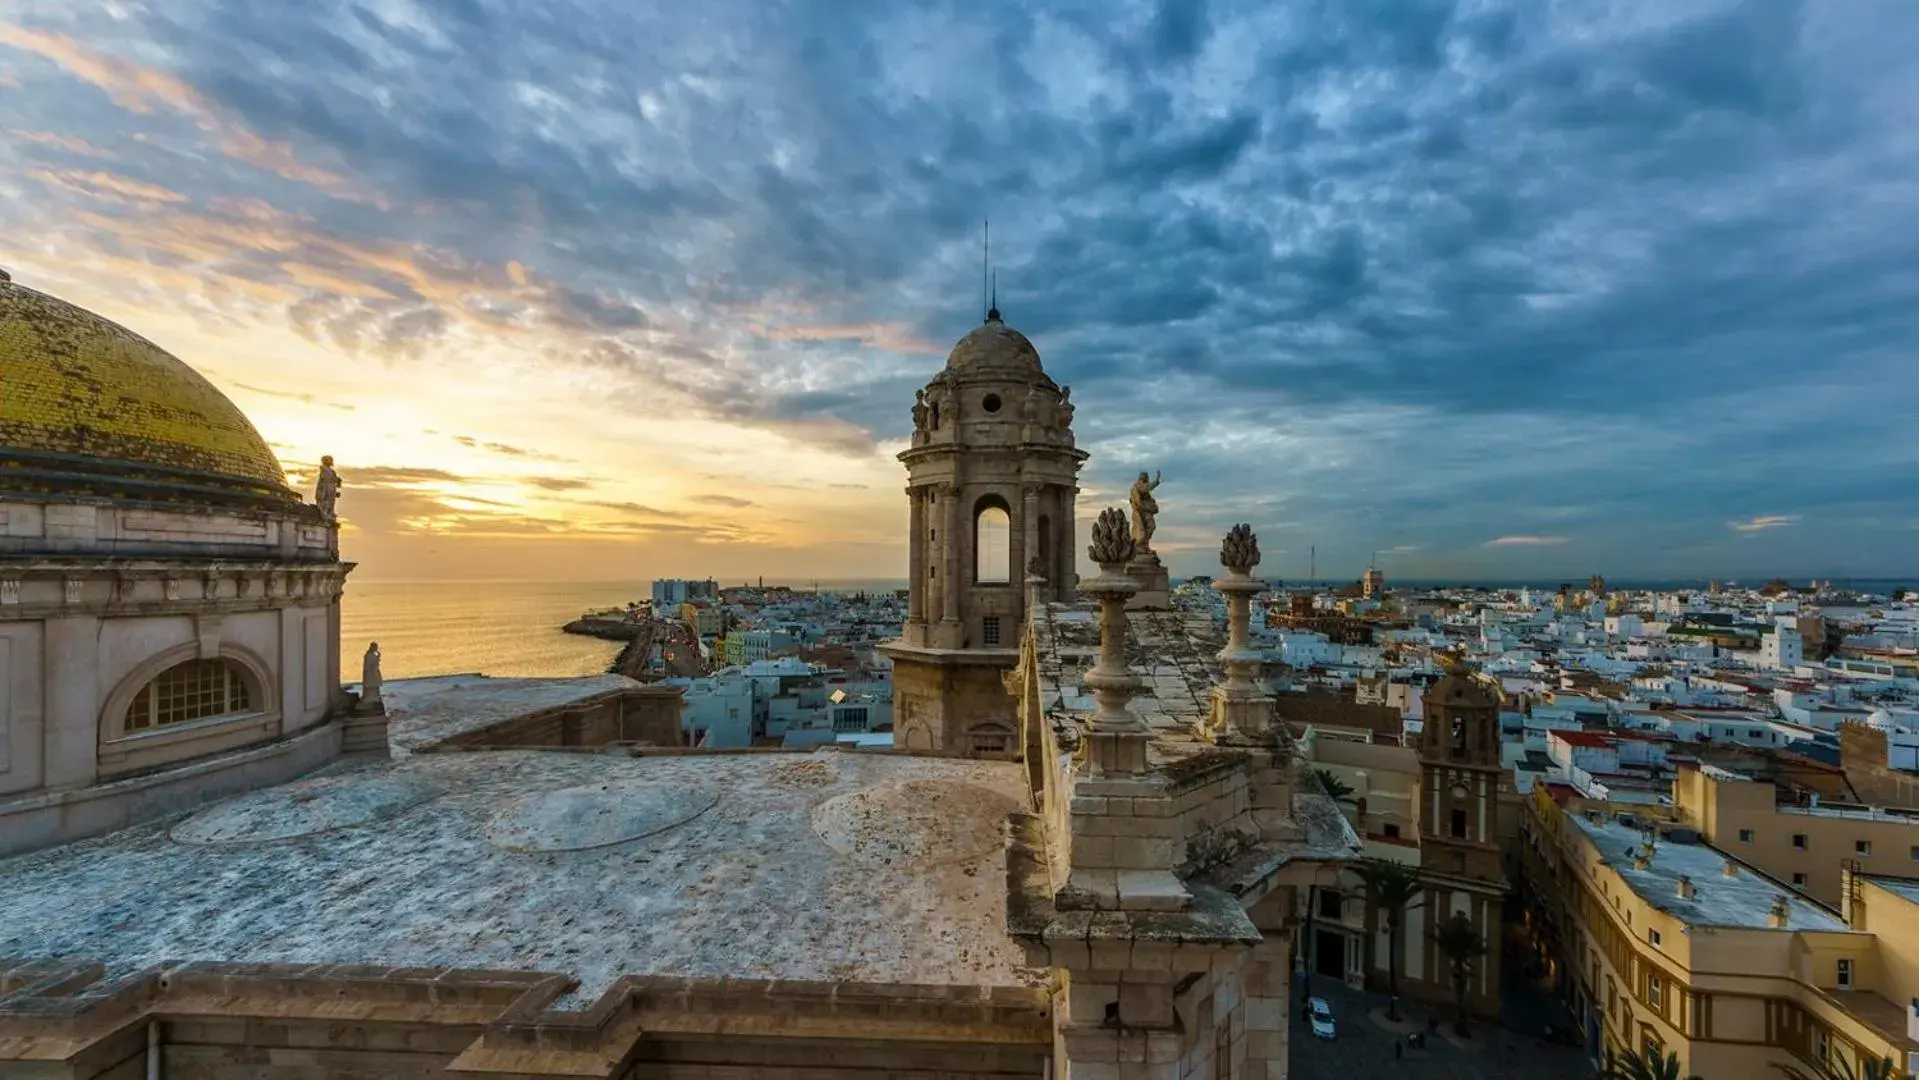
[{"x1": 0, "y1": 558, "x2": 352, "y2": 619}]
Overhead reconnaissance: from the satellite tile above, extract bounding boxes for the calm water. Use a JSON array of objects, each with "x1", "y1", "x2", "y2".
[{"x1": 338, "y1": 579, "x2": 910, "y2": 682}]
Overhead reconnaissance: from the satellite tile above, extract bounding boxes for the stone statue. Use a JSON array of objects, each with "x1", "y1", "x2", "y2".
[
  {"x1": 360, "y1": 641, "x2": 384, "y2": 713},
  {"x1": 1220, "y1": 523, "x2": 1260, "y2": 574},
  {"x1": 315, "y1": 455, "x2": 342, "y2": 522},
  {"x1": 1087, "y1": 506, "x2": 1136, "y2": 568},
  {"x1": 1056, "y1": 385, "x2": 1075, "y2": 428},
  {"x1": 1026, "y1": 554, "x2": 1046, "y2": 580},
  {"x1": 1128, "y1": 470, "x2": 1162, "y2": 550},
  {"x1": 911, "y1": 389, "x2": 928, "y2": 434},
  {"x1": 1020, "y1": 388, "x2": 1041, "y2": 427}
]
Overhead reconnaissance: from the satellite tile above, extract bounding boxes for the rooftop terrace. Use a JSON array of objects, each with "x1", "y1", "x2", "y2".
[
  {"x1": 1571, "y1": 813, "x2": 1851, "y2": 932},
  {"x1": 0, "y1": 748, "x2": 1040, "y2": 1000}
]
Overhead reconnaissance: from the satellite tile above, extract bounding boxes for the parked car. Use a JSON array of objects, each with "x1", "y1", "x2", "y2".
[{"x1": 1307, "y1": 996, "x2": 1336, "y2": 1040}]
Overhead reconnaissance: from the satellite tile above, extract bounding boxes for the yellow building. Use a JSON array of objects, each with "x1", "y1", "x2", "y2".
[
  {"x1": 1674, "y1": 765, "x2": 1919, "y2": 909},
  {"x1": 679, "y1": 600, "x2": 722, "y2": 638},
  {"x1": 1523, "y1": 786, "x2": 1919, "y2": 1077}
]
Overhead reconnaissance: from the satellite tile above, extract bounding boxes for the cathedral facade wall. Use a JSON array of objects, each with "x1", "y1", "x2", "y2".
[{"x1": 0, "y1": 558, "x2": 348, "y2": 857}]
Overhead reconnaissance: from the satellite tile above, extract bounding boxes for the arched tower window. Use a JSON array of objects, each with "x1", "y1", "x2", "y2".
[
  {"x1": 974, "y1": 497, "x2": 1011, "y2": 584},
  {"x1": 125, "y1": 658, "x2": 255, "y2": 732},
  {"x1": 1038, "y1": 513, "x2": 1052, "y2": 567}
]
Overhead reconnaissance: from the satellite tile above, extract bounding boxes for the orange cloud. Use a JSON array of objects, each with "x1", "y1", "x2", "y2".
[
  {"x1": 0, "y1": 23, "x2": 375, "y2": 205},
  {"x1": 30, "y1": 168, "x2": 187, "y2": 205},
  {"x1": 13, "y1": 129, "x2": 116, "y2": 158},
  {"x1": 756, "y1": 320, "x2": 941, "y2": 355},
  {"x1": 0, "y1": 23, "x2": 206, "y2": 115}
]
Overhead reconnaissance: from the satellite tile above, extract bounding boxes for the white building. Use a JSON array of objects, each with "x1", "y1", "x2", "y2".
[
  {"x1": 1761, "y1": 623, "x2": 1804, "y2": 670},
  {"x1": 651, "y1": 578, "x2": 718, "y2": 607}
]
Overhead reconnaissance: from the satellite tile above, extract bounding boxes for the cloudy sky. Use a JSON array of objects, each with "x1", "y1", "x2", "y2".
[{"x1": 3, "y1": 0, "x2": 1914, "y2": 584}]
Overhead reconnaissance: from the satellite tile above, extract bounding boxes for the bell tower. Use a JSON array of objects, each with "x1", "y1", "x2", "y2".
[
  {"x1": 881, "y1": 305, "x2": 1087, "y2": 753},
  {"x1": 1413, "y1": 651, "x2": 1508, "y2": 1019}
]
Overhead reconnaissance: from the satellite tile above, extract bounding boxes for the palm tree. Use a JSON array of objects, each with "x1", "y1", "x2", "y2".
[
  {"x1": 1604, "y1": 1045, "x2": 1683, "y2": 1080},
  {"x1": 1350, "y1": 859, "x2": 1423, "y2": 1020},
  {"x1": 1772, "y1": 1054, "x2": 1905, "y2": 1080},
  {"x1": 1431, "y1": 912, "x2": 1487, "y2": 1036},
  {"x1": 1313, "y1": 768, "x2": 1356, "y2": 804}
]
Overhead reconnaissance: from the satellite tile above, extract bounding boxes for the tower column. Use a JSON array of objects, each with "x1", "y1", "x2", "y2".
[
  {"x1": 1055, "y1": 489, "x2": 1077, "y2": 602},
  {"x1": 1020, "y1": 483, "x2": 1039, "y2": 571},
  {"x1": 940, "y1": 481, "x2": 962, "y2": 638},
  {"x1": 906, "y1": 485, "x2": 926, "y2": 629}
]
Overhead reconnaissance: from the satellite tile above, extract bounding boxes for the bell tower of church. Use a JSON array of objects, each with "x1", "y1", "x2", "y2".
[
  {"x1": 881, "y1": 304, "x2": 1087, "y2": 753},
  {"x1": 1413, "y1": 652, "x2": 1508, "y2": 1018}
]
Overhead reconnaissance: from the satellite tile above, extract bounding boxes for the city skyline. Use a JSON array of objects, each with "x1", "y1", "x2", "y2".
[{"x1": 3, "y1": 1, "x2": 1916, "y2": 582}]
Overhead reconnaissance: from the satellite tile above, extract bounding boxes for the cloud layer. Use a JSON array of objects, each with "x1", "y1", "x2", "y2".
[{"x1": 3, "y1": 0, "x2": 1916, "y2": 581}]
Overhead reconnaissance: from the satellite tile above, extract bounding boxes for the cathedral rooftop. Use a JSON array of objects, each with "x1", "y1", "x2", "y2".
[{"x1": 0, "y1": 748, "x2": 1042, "y2": 1003}]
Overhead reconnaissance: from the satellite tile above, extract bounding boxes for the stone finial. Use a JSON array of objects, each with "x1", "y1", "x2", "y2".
[
  {"x1": 1026, "y1": 554, "x2": 1046, "y2": 580},
  {"x1": 1220, "y1": 523, "x2": 1260, "y2": 574},
  {"x1": 1211, "y1": 524, "x2": 1271, "y2": 742},
  {"x1": 1087, "y1": 506, "x2": 1135, "y2": 568}
]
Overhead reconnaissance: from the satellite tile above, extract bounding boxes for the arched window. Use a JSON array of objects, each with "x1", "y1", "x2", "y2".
[
  {"x1": 125, "y1": 659, "x2": 255, "y2": 732},
  {"x1": 1038, "y1": 513, "x2": 1052, "y2": 568},
  {"x1": 974, "y1": 499, "x2": 1011, "y2": 583}
]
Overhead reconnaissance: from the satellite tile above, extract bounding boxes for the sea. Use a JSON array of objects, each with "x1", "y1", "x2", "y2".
[
  {"x1": 339, "y1": 579, "x2": 908, "y2": 683},
  {"x1": 341, "y1": 575, "x2": 1910, "y2": 683}
]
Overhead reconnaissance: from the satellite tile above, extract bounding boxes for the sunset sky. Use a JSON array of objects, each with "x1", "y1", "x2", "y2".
[{"x1": 2, "y1": 1, "x2": 1915, "y2": 583}]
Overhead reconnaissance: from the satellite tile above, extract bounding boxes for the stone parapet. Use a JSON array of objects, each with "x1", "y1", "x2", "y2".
[{"x1": 0, "y1": 955, "x2": 1052, "y2": 1078}]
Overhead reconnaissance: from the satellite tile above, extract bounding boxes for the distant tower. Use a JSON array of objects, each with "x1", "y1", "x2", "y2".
[
  {"x1": 1362, "y1": 559, "x2": 1384, "y2": 600},
  {"x1": 882, "y1": 305, "x2": 1087, "y2": 753},
  {"x1": 1415, "y1": 654, "x2": 1507, "y2": 1018}
]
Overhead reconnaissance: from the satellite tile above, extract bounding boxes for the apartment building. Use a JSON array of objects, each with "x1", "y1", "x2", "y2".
[
  {"x1": 1673, "y1": 765, "x2": 1919, "y2": 908},
  {"x1": 1521, "y1": 789, "x2": 1918, "y2": 1078}
]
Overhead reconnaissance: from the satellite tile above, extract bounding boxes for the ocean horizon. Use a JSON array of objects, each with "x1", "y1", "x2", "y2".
[{"x1": 341, "y1": 575, "x2": 1913, "y2": 683}]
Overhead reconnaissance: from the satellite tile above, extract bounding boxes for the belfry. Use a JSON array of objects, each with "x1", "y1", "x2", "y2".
[{"x1": 881, "y1": 304, "x2": 1087, "y2": 753}]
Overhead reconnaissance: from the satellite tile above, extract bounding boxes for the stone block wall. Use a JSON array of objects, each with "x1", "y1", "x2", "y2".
[
  {"x1": 435, "y1": 688, "x2": 686, "y2": 751},
  {"x1": 0, "y1": 496, "x2": 333, "y2": 561}
]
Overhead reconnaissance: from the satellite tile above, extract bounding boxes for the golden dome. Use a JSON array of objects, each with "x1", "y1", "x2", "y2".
[
  {"x1": 0, "y1": 279, "x2": 293, "y2": 503},
  {"x1": 945, "y1": 312, "x2": 1045, "y2": 376}
]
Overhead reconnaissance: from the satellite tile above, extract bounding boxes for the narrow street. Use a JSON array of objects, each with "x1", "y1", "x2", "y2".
[{"x1": 1288, "y1": 979, "x2": 1591, "y2": 1080}]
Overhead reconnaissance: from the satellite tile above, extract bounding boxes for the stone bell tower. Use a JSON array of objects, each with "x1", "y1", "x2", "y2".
[{"x1": 881, "y1": 302, "x2": 1087, "y2": 754}]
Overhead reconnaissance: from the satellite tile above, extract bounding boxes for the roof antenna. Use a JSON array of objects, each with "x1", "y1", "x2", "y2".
[
  {"x1": 989, "y1": 269, "x2": 1000, "y2": 322},
  {"x1": 982, "y1": 219, "x2": 992, "y2": 321}
]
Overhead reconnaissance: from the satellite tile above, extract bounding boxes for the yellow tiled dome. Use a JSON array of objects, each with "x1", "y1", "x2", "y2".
[{"x1": 0, "y1": 279, "x2": 290, "y2": 497}]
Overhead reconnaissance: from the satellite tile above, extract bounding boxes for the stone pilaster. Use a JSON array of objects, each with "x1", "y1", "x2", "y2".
[
  {"x1": 906, "y1": 485, "x2": 926, "y2": 633},
  {"x1": 939, "y1": 481, "x2": 962, "y2": 645}
]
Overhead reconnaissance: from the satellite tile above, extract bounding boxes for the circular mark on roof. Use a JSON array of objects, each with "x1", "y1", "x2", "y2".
[
  {"x1": 172, "y1": 772, "x2": 443, "y2": 846},
  {"x1": 811, "y1": 778, "x2": 1016, "y2": 867},
  {"x1": 981, "y1": 392, "x2": 1002, "y2": 413},
  {"x1": 484, "y1": 782, "x2": 717, "y2": 852}
]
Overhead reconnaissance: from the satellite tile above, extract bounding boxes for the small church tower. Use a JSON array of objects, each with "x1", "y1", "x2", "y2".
[
  {"x1": 881, "y1": 302, "x2": 1087, "y2": 753},
  {"x1": 1415, "y1": 650, "x2": 1508, "y2": 1017}
]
